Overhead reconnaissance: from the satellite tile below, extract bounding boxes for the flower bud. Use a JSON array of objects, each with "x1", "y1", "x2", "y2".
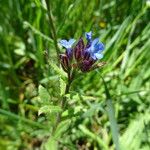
[
  {"x1": 83, "y1": 50, "x2": 90, "y2": 60},
  {"x1": 60, "y1": 54, "x2": 70, "y2": 72},
  {"x1": 80, "y1": 59, "x2": 95, "y2": 72},
  {"x1": 74, "y1": 38, "x2": 84, "y2": 61},
  {"x1": 66, "y1": 48, "x2": 73, "y2": 60}
]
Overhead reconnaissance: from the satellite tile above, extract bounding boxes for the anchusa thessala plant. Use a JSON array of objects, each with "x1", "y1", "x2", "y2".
[
  {"x1": 59, "y1": 31, "x2": 105, "y2": 81},
  {"x1": 58, "y1": 33, "x2": 119, "y2": 150}
]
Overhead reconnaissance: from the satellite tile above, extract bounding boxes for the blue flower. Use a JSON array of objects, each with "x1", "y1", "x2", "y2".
[
  {"x1": 59, "y1": 39, "x2": 76, "y2": 49},
  {"x1": 86, "y1": 38, "x2": 104, "y2": 60},
  {"x1": 85, "y1": 31, "x2": 105, "y2": 60},
  {"x1": 85, "y1": 31, "x2": 92, "y2": 42},
  {"x1": 59, "y1": 32, "x2": 105, "y2": 73}
]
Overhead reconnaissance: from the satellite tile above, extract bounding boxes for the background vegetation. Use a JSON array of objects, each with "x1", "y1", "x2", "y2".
[{"x1": 0, "y1": 0, "x2": 150, "y2": 149}]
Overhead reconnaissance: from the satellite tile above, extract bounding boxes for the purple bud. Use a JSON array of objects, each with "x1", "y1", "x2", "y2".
[
  {"x1": 60, "y1": 54, "x2": 70, "y2": 72},
  {"x1": 83, "y1": 50, "x2": 90, "y2": 60},
  {"x1": 80, "y1": 59, "x2": 95, "y2": 72},
  {"x1": 66, "y1": 48, "x2": 73, "y2": 60},
  {"x1": 74, "y1": 46, "x2": 82, "y2": 61},
  {"x1": 74, "y1": 38, "x2": 84, "y2": 61}
]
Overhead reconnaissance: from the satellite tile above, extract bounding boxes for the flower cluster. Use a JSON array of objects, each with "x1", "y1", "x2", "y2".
[{"x1": 59, "y1": 31, "x2": 105, "y2": 73}]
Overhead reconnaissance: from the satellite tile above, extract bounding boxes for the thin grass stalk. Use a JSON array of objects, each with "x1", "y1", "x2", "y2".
[
  {"x1": 45, "y1": 0, "x2": 60, "y2": 62},
  {"x1": 0, "y1": 109, "x2": 46, "y2": 129},
  {"x1": 100, "y1": 74, "x2": 120, "y2": 150}
]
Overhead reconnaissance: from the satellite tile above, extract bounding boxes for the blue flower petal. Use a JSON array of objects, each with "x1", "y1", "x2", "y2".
[
  {"x1": 96, "y1": 42, "x2": 104, "y2": 51},
  {"x1": 59, "y1": 40, "x2": 68, "y2": 48},
  {"x1": 85, "y1": 31, "x2": 92, "y2": 41},
  {"x1": 94, "y1": 42, "x2": 104, "y2": 53},
  {"x1": 59, "y1": 39, "x2": 76, "y2": 49},
  {"x1": 86, "y1": 37, "x2": 104, "y2": 60},
  {"x1": 92, "y1": 38, "x2": 99, "y2": 45},
  {"x1": 91, "y1": 54, "x2": 97, "y2": 60},
  {"x1": 94, "y1": 53, "x2": 103, "y2": 60},
  {"x1": 89, "y1": 38, "x2": 99, "y2": 53},
  {"x1": 68, "y1": 39, "x2": 76, "y2": 46},
  {"x1": 91, "y1": 38, "x2": 104, "y2": 52}
]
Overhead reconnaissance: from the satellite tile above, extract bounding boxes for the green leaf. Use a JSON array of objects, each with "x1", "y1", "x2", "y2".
[
  {"x1": 0, "y1": 108, "x2": 45, "y2": 129},
  {"x1": 38, "y1": 85, "x2": 50, "y2": 104},
  {"x1": 23, "y1": 21, "x2": 53, "y2": 43},
  {"x1": 82, "y1": 103, "x2": 104, "y2": 118},
  {"x1": 54, "y1": 119, "x2": 71, "y2": 139},
  {"x1": 60, "y1": 77, "x2": 66, "y2": 96},
  {"x1": 100, "y1": 74, "x2": 120, "y2": 150},
  {"x1": 45, "y1": 137, "x2": 58, "y2": 150},
  {"x1": 106, "y1": 99, "x2": 120, "y2": 150},
  {"x1": 49, "y1": 62, "x2": 67, "y2": 81},
  {"x1": 79, "y1": 125, "x2": 109, "y2": 150},
  {"x1": 38, "y1": 105, "x2": 62, "y2": 115},
  {"x1": 120, "y1": 110, "x2": 150, "y2": 150}
]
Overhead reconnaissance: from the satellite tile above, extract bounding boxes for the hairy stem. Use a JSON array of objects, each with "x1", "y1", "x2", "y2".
[
  {"x1": 61, "y1": 73, "x2": 72, "y2": 109},
  {"x1": 45, "y1": 0, "x2": 60, "y2": 61},
  {"x1": 52, "y1": 73, "x2": 72, "y2": 133}
]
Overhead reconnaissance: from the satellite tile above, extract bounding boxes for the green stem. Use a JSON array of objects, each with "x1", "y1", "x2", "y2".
[
  {"x1": 45, "y1": 0, "x2": 60, "y2": 62},
  {"x1": 52, "y1": 73, "x2": 72, "y2": 133},
  {"x1": 61, "y1": 72, "x2": 72, "y2": 109}
]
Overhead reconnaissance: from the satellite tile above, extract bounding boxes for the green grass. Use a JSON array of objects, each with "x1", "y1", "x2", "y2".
[{"x1": 0, "y1": 0, "x2": 150, "y2": 149}]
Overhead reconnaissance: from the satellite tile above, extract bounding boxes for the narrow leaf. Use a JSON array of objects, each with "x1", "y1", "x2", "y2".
[
  {"x1": 79, "y1": 125, "x2": 109, "y2": 150},
  {"x1": 100, "y1": 75, "x2": 120, "y2": 150}
]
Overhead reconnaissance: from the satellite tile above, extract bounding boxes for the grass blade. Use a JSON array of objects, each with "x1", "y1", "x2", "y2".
[{"x1": 100, "y1": 75, "x2": 120, "y2": 150}]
